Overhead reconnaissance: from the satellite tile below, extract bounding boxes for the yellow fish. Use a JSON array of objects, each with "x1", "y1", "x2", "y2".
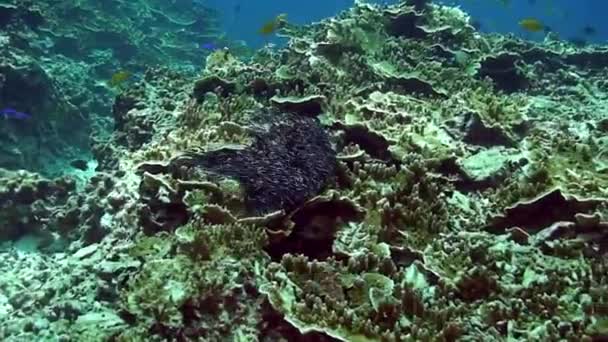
[
  {"x1": 259, "y1": 13, "x2": 288, "y2": 36},
  {"x1": 518, "y1": 18, "x2": 545, "y2": 32},
  {"x1": 109, "y1": 70, "x2": 130, "y2": 88}
]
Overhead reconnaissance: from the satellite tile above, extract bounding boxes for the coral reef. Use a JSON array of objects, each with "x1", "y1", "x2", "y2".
[
  {"x1": 0, "y1": 0, "x2": 219, "y2": 175},
  {"x1": 1, "y1": 0, "x2": 608, "y2": 341}
]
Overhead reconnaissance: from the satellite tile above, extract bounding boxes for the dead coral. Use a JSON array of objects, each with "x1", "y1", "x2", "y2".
[{"x1": 0, "y1": 169, "x2": 113, "y2": 247}]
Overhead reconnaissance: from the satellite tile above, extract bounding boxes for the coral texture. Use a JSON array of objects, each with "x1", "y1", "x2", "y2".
[{"x1": 1, "y1": 1, "x2": 608, "y2": 341}]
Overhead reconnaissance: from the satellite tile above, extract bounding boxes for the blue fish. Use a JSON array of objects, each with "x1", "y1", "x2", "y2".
[
  {"x1": 199, "y1": 42, "x2": 220, "y2": 51},
  {"x1": 1, "y1": 108, "x2": 31, "y2": 120}
]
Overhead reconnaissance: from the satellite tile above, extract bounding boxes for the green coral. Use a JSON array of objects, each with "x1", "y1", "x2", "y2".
[{"x1": 118, "y1": 222, "x2": 269, "y2": 340}]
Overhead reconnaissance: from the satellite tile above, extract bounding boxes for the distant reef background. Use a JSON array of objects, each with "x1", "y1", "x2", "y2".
[
  {"x1": 209, "y1": 0, "x2": 608, "y2": 48},
  {"x1": 0, "y1": 0, "x2": 220, "y2": 176}
]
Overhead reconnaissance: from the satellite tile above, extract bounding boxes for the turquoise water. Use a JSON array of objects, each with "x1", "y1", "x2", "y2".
[
  {"x1": 1, "y1": 1, "x2": 607, "y2": 341},
  {"x1": 208, "y1": 0, "x2": 606, "y2": 47}
]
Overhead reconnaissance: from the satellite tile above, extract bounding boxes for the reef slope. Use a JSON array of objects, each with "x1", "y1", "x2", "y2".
[{"x1": 1, "y1": 1, "x2": 608, "y2": 341}]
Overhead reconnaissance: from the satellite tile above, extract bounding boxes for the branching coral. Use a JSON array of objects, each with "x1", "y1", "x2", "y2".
[{"x1": 119, "y1": 222, "x2": 269, "y2": 341}]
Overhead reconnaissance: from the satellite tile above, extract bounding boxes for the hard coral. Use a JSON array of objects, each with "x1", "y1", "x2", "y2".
[
  {"x1": 172, "y1": 112, "x2": 336, "y2": 215},
  {"x1": 407, "y1": 0, "x2": 432, "y2": 12}
]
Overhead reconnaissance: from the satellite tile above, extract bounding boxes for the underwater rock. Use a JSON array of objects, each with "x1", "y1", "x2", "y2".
[
  {"x1": 112, "y1": 68, "x2": 189, "y2": 150},
  {"x1": 90, "y1": 138, "x2": 122, "y2": 171},
  {"x1": 0, "y1": 168, "x2": 114, "y2": 247},
  {"x1": 52, "y1": 172, "x2": 118, "y2": 245},
  {"x1": 0, "y1": 0, "x2": 217, "y2": 175},
  {"x1": 0, "y1": 53, "x2": 86, "y2": 173}
]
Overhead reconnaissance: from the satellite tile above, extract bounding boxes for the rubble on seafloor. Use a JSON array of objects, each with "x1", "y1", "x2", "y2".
[{"x1": 1, "y1": 1, "x2": 608, "y2": 341}]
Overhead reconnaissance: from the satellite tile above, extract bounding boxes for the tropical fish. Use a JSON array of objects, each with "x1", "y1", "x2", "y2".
[
  {"x1": 109, "y1": 70, "x2": 131, "y2": 88},
  {"x1": 582, "y1": 25, "x2": 597, "y2": 35},
  {"x1": 199, "y1": 42, "x2": 220, "y2": 51},
  {"x1": 518, "y1": 18, "x2": 545, "y2": 33},
  {"x1": 1, "y1": 108, "x2": 31, "y2": 120},
  {"x1": 259, "y1": 13, "x2": 288, "y2": 36}
]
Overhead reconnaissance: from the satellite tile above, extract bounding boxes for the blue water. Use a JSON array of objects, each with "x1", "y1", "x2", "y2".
[
  {"x1": 204, "y1": 0, "x2": 355, "y2": 48},
  {"x1": 205, "y1": 0, "x2": 606, "y2": 48},
  {"x1": 447, "y1": 0, "x2": 606, "y2": 45}
]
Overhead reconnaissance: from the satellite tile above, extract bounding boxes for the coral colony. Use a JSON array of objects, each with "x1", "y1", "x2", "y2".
[{"x1": 0, "y1": 0, "x2": 607, "y2": 341}]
